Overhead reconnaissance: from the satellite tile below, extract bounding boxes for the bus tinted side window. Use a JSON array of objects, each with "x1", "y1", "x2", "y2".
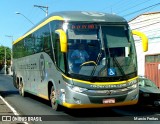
[
  {"x1": 13, "y1": 39, "x2": 25, "y2": 58},
  {"x1": 24, "y1": 34, "x2": 35, "y2": 55},
  {"x1": 34, "y1": 24, "x2": 51, "y2": 54}
]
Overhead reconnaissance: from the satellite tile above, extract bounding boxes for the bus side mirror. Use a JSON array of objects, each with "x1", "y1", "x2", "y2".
[
  {"x1": 132, "y1": 30, "x2": 148, "y2": 52},
  {"x1": 55, "y1": 29, "x2": 67, "y2": 53}
]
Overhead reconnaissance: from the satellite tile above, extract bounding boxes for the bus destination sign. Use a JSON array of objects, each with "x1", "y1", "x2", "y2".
[{"x1": 70, "y1": 24, "x2": 97, "y2": 30}]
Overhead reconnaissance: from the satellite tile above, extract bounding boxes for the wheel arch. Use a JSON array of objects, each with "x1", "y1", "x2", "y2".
[{"x1": 48, "y1": 81, "x2": 54, "y2": 100}]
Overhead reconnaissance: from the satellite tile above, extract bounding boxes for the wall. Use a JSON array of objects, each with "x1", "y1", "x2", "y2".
[{"x1": 129, "y1": 12, "x2": 160, "y2": 76}]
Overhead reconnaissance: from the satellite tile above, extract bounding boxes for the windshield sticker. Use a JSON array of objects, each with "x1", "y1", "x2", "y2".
[{"x1": 108, "y1": 68, "x2": 116, "y2": 76}]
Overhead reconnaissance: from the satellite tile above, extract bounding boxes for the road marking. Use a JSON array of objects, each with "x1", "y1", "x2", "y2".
[
  {"x1": 0, "y1": 95, "x2": 19, "y2": 115},
  {"x1": 0, "y1": 95, "x2": 28, "y2": 124}
]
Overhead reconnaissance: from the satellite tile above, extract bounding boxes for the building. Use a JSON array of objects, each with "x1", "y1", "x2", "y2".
[{"x1": 129, "y1": 12, "x2": 160, "y2": 87}]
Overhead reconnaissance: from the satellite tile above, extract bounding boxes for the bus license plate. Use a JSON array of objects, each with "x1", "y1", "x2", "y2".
[{"x1": 103, "y1": 98, "x2": 115, "y2": 104}]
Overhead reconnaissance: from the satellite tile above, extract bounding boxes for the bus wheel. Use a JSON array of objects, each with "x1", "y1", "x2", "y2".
[
  {"x1": 19, "y1": 81, "x2": 25, "y2": 97},
  {"x1": 13, "y1": 72, "x2": 18, "y2": 89},
  {"x1": 50, "y1": 86, "x2": 61, "y2": 111}
]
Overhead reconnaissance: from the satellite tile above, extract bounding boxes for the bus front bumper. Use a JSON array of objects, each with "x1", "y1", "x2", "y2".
[
  {"x1": 59, "y1": 85, "x2": 139, "y2": 109},
  {"x1": 62, "y1": 100, "x2": 138, "y2": 109}
]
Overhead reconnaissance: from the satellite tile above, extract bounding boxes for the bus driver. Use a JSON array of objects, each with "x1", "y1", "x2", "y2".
[{"x1": 71, "y1": 44, "x2": 89, "y2": 73}]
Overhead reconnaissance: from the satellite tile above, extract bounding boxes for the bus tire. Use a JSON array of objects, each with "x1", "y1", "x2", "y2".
[
  {"x1": 19, "y1": 80, "x2": 25, "y2": 97},
  {"x1": 50, "y1": 86, "x2": 61, "y2": 111}
]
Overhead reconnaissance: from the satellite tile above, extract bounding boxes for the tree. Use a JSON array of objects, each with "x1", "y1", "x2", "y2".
[{"x1": 0, "y1": 46, "x2": 11, "y2": 70}]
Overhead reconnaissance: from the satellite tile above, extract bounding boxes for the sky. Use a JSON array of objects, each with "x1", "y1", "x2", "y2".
[{"x1": 0, "y1": 0, "x2": 160, "y2": 48}]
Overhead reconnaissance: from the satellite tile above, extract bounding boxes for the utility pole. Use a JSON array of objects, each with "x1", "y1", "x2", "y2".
[
  {"x1": 4, "y1": 47, "x2": 6, "y2": 75},
  {"x1": 34, "y1": 5, "x2": 48, "y2": 17}
]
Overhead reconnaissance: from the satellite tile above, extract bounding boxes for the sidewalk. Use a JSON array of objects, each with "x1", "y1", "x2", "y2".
[
  {"x1": 0, "y1": 95, "x2": 14, "y2": 115},
  {"x1": 0, "y1": 74, "x2": 14, "y2": 115}
]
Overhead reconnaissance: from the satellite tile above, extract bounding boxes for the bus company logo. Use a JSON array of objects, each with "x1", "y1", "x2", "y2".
[
  {"x1": 39, "y1": 54, "x2": 45, "y2": 81},
  {"x1": 82, "y1": 11, "x2": 105, "y2": 17},
  {"x1": 90, "y1": 84, "x2": 127, "y2": 89}
]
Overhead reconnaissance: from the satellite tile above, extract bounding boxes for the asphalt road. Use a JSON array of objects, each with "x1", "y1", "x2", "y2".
[{"x1": 0, "y1": 74, "x2": 159, "y2": 124}]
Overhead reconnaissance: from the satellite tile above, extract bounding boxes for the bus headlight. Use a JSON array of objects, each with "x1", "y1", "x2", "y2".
[
  {"x1": 72, "y1": 86, "x2": 87, "y2": 93},
  {"x1": 127, "y1": 84, "x2": 137, "y2": 90},
  {"x1": 67, "y1": 83, "x2": 87, "y2": 93}
]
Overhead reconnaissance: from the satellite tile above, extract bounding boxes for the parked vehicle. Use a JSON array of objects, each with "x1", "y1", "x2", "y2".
[{"x1": 138, "y1": 77, "x2": 160, "y2": 107}]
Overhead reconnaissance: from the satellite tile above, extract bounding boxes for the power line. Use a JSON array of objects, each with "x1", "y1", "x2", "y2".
[
  {"x1": 111, "y1": 0, "x2": 129, "y2": 8},
  {"x1": 117, "y1": 0, "x2": 151, "y2": 14},
  {"x1": 123, "y1": 2, "x2": 160, "y2": 17},
  {"x1": 111, "y1": 0, "x2": 134, "y2": 10},
  {"x1": 140, "y1": 3, "x2": 160, "y2": 15},
  {"x1": 99, "y1": 0, "x2": 130, "y2": 12}
]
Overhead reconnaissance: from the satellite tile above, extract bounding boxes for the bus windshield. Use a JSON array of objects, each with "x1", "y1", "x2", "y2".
[{"x1": 66, "y1": 23, "x2": 137, "y2": 79}]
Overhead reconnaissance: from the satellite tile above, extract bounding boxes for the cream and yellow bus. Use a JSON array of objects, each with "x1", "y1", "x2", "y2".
[{"x1": 12, "y1": 11, "x2": 148, "y2": 110}]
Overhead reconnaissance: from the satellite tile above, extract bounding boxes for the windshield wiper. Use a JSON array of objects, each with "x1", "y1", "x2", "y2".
[
  {"x1": 112, "y1": 56, "x2": 127, "y2": 79},
  {"x1": 90, "y1": 50, "x2": 103, "y2": 76}
]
